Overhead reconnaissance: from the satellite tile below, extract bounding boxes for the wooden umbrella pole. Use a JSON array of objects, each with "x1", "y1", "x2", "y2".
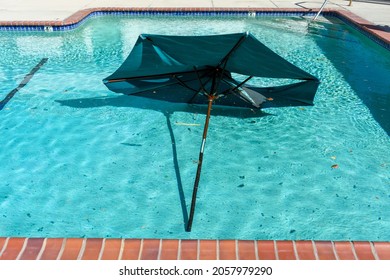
[{"x1": 186, "y1": 96, "x2": 214, "y2": 232}]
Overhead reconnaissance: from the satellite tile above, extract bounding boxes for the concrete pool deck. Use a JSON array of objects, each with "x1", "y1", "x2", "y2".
[
  {"x1": 0, "y1": 0, "x2": 389, "y2": 26},
  {"x1": 0, "y1": 0, "x2": 390, "y2": 260},
  {"x1": 0, "y1": 0, "x2": 389, "y2": 47}
]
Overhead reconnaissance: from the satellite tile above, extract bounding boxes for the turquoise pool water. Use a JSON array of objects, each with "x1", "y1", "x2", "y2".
[{"x1": 0, "y1": 15, "x2": 389, "y2": 240}]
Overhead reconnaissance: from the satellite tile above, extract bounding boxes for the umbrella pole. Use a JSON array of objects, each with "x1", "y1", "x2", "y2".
[{"x1": 186, "y1": 96, "x2": 214, "y2": 232}]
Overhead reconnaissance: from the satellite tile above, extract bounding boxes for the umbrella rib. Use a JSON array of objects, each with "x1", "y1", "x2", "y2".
[
  {"x1": 106, "y1": 69, "x2": 205, "y2": 83},
  {"x1": 188, "y1": 90, "x2": 208, "y2": 104},
  {"x1": 193, "y1": 66, "x2": 207, "y2": 94},
  {"x1": 220, "y1": 75, "x2": 253, "y2": 96},
  {"x1": 218, "y1": 33, "x2": 248, "y2": 68},
  {"x1": 187, "y1": 67, "x2": 216, "y2": 104},
  {"x1": 214, "y1": 33, "x2": 248, "y2": 94},
  {"x1": 173, "y1": 75, "x2": 199, "y2": 93}
]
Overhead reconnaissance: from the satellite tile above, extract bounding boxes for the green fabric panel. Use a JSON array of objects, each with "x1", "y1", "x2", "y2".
[
  {"x1": 103, "y1": 32, "x2": 320, "y2": 109},
  {"x1": 226, "y1": 34, "x2": 316, "y2": 79},
  {"x1": 105, "y1": 33, "x2": 316, "y2": 81}
]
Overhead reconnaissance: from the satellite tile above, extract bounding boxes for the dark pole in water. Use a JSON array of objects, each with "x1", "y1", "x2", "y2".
[{"x1": 186, "y1": 95, "x2": 214, "y2": 232}]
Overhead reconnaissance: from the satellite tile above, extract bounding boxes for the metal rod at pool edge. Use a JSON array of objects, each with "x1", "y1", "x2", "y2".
[
  {"x1": 313, "y1": 0, "x2": 330, "y2": 21},
  {"x1": 186, "y1": 97, "x2": 214, "y2": 232}
]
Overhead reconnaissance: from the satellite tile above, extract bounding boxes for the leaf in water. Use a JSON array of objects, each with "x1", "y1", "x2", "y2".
[{"x1": 121, "y1": 143, "x2": 142, "y2": 147}]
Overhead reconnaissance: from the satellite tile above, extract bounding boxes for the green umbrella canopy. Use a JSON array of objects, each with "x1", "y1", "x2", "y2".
[{"x1": 104, "y1": 32, "x2": 319, "y2": 109}]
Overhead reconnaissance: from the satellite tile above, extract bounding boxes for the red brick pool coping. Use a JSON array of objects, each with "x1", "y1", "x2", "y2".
[
  {"x1": 1, "y1": 7, "x2": 389, "y2": 261},
  {"x1": 1, "y1": 238, "x2": 390, "y2": 260}
]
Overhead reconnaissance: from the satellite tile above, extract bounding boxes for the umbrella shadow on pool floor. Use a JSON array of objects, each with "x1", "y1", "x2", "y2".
[
  {"x1": 56, "y1": 95, "x2": 273, "y2": 230},
  {"x1": 55, "y1": 94, "x2": 273, "y2": 118}
]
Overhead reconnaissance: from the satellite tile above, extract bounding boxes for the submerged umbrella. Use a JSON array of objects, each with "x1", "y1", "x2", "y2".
[{"x1": 103, "y1": 32, "x2": 319, "y2": 231}]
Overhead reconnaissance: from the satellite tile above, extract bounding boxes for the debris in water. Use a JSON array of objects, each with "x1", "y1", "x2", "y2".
[{"x1": 175, "y1": 122, "x2": 200, "y2": 126}]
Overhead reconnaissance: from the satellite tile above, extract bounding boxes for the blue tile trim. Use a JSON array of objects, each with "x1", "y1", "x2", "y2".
[
  {"x1": 0, "y1": 10, "x2": 388, "y2": 50},
  {"x1": 0, "y1": 25, "x2": 45, "y2": 31},
  {"x1": 55, "y1": 10, "x2": 316, "y2": 30},
  {"x1": 0, "y1": 10, "x2": 318, "y2": 32}
]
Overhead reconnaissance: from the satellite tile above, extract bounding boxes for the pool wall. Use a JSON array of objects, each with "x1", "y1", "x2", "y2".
[{"x1": 0, "y1": 7, "x2": 389, "y2": 50}]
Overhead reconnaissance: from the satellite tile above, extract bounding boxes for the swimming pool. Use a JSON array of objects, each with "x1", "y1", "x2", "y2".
[{"x1": 0, "y1": 14, "x2": 389, "y2": 240}]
